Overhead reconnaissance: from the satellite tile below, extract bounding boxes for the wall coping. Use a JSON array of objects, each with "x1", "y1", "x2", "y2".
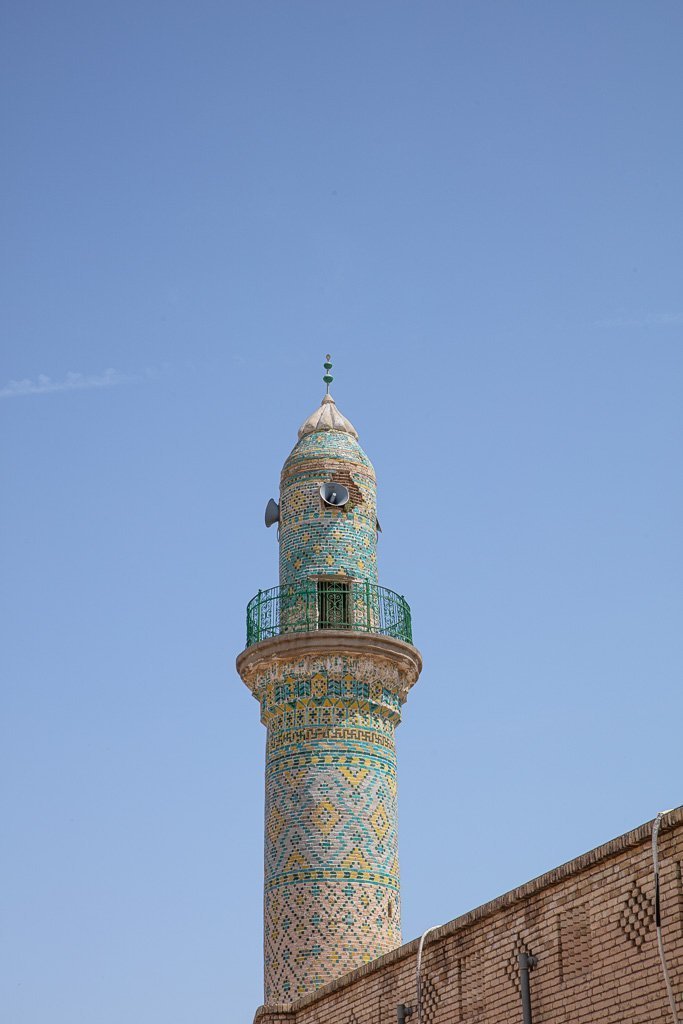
[{"x1": 253, "y1": 805, "x2": 683, "y2": 1020}]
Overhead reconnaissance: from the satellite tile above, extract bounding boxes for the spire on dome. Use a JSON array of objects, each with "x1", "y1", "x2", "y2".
[
  {"x1": 323, "y1": 354, "x2": 333, "y2": 394},
  {"x1": 297, "y1": 355, "x2": 359, "y2": 440}
]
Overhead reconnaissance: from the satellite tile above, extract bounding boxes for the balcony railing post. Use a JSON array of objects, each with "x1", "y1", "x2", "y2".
[
  {"x1": 365, "y1": 580, "x2": 371, "y2": 632},
  {"x1": 256, "y1": 589, "x2": 263, "y2": 643},
  {"x1": 402, "y1": 595, "x2": 412, "y2": 644}
]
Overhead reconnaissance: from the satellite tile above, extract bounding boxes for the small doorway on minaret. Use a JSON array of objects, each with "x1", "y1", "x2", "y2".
[{"x1": 317, "y1": 579, "x2": 350, "y2": 629}]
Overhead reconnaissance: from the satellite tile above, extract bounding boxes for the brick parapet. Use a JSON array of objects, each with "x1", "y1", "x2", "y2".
[{"x1": 253, "y1": 806, "x2": 683, "y2": 1024}]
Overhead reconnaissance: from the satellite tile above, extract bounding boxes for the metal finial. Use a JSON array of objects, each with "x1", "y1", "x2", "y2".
[{"x1": 323, "y1": 354, "x2": 333, "y2": 394}]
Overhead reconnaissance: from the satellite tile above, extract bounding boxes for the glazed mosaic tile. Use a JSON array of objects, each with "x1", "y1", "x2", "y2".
[{"x1": 238, "y1": 397, "x2": 421, "y2": 1003}]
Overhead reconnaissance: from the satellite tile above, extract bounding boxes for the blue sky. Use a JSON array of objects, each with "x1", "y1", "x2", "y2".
[{"x1": 2, "y1": 3, "x2": 682, "y2": 1022}]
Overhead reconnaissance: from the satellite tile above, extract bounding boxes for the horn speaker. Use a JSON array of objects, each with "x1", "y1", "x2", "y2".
[
  {"x1": 265, "y1": 498, "x2": 280, "y2": 527},
  {"x1": 320, "y1": 481, "x2": 349, "y2": 507}
]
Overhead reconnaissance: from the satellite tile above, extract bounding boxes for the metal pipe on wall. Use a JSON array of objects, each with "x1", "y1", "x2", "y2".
[
  {"x1": 396, "y1": 1004, "x2": 413, "y2": 1024},
  {"x1": 518, "y1": 953, "x2": 538, "y2": 1024}
]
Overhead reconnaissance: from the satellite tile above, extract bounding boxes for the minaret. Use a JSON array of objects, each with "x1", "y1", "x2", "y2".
[{"x1": 237, "y1": 359, "x2": 422, "y2": 1003}]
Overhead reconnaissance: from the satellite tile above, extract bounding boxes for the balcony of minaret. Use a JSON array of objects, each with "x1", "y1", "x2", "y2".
[{"x1": 243, "y1": 580, "x2": 413, "y2": 648}]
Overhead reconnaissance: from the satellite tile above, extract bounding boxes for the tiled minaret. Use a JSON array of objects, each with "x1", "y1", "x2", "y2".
[{"x1": 237, "y1": 359, "x2": 422, "y2": 1003}]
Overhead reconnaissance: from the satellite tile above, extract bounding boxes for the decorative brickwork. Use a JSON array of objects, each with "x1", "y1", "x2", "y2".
[
  {"x1": 239, "y1": 638, "x2": 420, "y2": 1002},
  {"x1": 237, "y1": 392, "x2": 422, "y2": 1003},
  {"x1": 252, "y1": 808, "x2": 683, "y2": 1024},
  {"x1": 619, "y1": 882, "x2": 655, "y2": 948}
]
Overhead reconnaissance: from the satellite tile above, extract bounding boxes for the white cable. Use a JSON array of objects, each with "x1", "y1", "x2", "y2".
[
  {"x1": 652, "y1": 810, "x2": 681, "y2": 1024},
  {"x1": 415, "y1": 926, "x2": 439, "y2": 1024}
]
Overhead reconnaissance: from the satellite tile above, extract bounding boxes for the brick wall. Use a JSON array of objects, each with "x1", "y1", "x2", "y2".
[{"x1": 252, "y1": 807, "x2": 683, "y2": 1024}]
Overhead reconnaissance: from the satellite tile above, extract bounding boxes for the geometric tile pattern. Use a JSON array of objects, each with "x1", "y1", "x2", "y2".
[
  {"x1": 263, "y1": 692, "x2": 402, "y2": 1002},
  {"x1": 504, "y1": 932, "x2": 534, "y2": 993},
  {"x1": 279, "y1": 430, "x2": 378, "y2": 589},
  {"x1": 245, "y1": 417, "x2": 419, "y2": 1003},
  {"x1": 458, "y1": 954, "x2": 485, "y2": 1020},
  {"x1": 619, "y1": 882, "x2": 654, "y2": 948},
  {"x1": 419, "y1": 974, "x2": 440, "y2": 1024},
  {"x1": 558, "y1": 904, "x2": 592, "y2": 983}
]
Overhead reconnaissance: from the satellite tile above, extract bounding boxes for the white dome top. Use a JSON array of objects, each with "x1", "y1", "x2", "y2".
[{"x1": 297, "y1": 393, "x2": 359, "y2": 440}]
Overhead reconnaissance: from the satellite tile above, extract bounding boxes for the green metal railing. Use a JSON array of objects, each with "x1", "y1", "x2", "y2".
[{"x1": 245, "y1": 581, "x2": 413, "y2": 647}]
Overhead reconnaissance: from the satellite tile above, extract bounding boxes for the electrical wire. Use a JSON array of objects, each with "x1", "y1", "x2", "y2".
[
  {"x1": 652, "y1": 810, "x2": 681, "y2": 1024},
  {"x1": 415, "y1": 926, "x2": 439, "y2": 1024}
]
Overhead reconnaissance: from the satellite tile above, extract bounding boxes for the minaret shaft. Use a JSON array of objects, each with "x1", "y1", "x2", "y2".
[
  {"x1": 264, "y1": 678, "x2": 399, "y2": 997},
  {"x1": 238, "y1": 634, "x2": 420, "y2": 1001}
]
